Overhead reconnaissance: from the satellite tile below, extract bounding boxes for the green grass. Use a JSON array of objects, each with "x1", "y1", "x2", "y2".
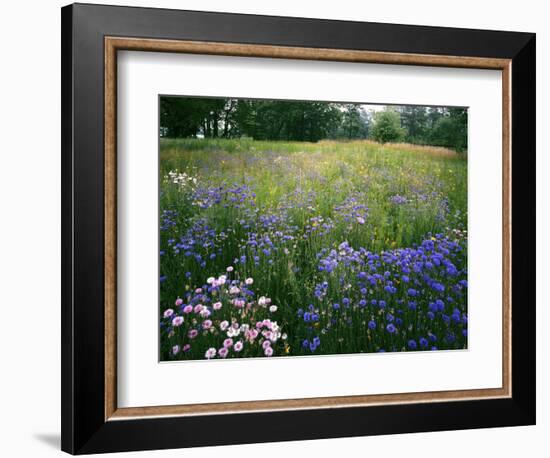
[{"x1": 159, "y1": 138, "x2": 468, "y2": 360}]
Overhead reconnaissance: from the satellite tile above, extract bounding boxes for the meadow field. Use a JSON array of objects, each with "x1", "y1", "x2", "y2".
[{"x1": 159, "y1": 138, "x2": 468, "y2": 360}]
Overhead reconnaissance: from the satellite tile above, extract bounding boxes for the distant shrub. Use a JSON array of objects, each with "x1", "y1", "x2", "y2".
[{"x1": 370, "y1": 110, "x2": 406, "y2": 144}]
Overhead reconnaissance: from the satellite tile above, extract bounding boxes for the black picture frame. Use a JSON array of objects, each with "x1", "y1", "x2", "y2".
[{"x1": 61, "y1": 3, "x2": 536, "y2": 454}]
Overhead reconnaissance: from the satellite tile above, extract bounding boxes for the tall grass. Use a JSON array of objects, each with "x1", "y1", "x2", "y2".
[{"x1": 159, "y1": 138, "x2": 468, "y2": 360}]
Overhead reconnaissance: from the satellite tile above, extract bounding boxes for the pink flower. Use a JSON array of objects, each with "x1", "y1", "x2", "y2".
[
  {"x1": 218, "y1": 347, "x2": 229, "y2": 358},
  {"x1": 220, "y1": 320, "x2": 229, "y2": 331},
  {"x1": 229, "y1": 286, "x2": 240, "y2": 295},
  {"x1": 188, "y1": 329, "x2": 198, "y2": 339},
  {"x1": 195, "y1": 288, "x2": 203, "y2": 294},
  {"x1": 246, "y1": 329, "x2": 259, "y2": 340},
  {"x1": 163, "y1": 308, "x2": 174, "y2": 318},
  {"x1": 199, "y1": 308, "x2": 211, "y2": 318},
  {"x1": 202, "y1": 319, "x2": 212, "y2": 330},
  {"x1": 213, "y1": 301, "x2": 222, "y2": 310},
  {"x1": 264, "y1": 346, "x2": 273, "y2": 357},
  {"x1": 245, "y1": 278, "x2": 254, "y2": 285},
  {"x1": 193, "y1": 304, "x2": 203, "y2": 313},
  {"x1": 234, "y1": 341, "x2": 243, "y2": 352},
  {"x1": 172, "y1": 345, "x2": 180, "y2": 355},
  {"x1": 223, "y1": 338, "x2": 233, "y2": 348},
  {"x1": 182, "y1": 344, "x2": 191, "y2": 352},
  {"x1": 172, "y1": 316, "x2": 184, "y2": 327},
  {"x1": 233, "y1": 299, "x2": 245, "y2": 308},
  {"x1": 226, "y1": 266, "x2": 234, "y2": 272},
  {"x1": 262, "y1": 340, "x2": 271, "y2": 350},
  {"x1": 175, "y1": 298, "x2": 183, "y2": 306},
  {"x1": 205, "y1": 348, "x2": 216, "y2": 359},
  {"x1": 182, "y1": 305, "x2": 193, "y2": 314}
]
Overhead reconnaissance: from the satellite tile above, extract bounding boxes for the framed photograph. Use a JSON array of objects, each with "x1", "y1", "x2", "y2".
[{"x1": 61, "y1": 3, "x2": 536, "y2": 454}]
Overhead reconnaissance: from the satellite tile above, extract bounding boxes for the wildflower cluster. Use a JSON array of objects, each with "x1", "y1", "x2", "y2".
[
  {"x1": 161, "y1": 271, "x2": 286, "y2": 360},
  {"x1": 159, "y1": 139, "x2": 468, "y2": 360}
]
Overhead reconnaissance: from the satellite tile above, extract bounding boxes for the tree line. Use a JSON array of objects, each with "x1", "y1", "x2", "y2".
[{"x1": 160, "y1": 97, "x2": 468, "y2": 152}]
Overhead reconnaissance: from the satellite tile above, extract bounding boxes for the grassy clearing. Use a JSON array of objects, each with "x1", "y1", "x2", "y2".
[{"x1": 159, "y1": 138, "x2": 468, "y2": 360}]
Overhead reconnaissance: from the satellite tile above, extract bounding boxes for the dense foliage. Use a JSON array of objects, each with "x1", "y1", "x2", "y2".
[
  {"x1": 159, "y1": 138, "x2": 468, "y2": 360},
  {"x1": 160, "y1": 97, "x2": 468, "y2": 152},
  {"x1": 370, "y1": 110, "x2": 406, "y2": 144}
]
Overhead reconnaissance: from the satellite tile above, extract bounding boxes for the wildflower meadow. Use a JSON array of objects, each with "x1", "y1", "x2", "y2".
[{"x1": 159, "y1": 98, "x2": 468, "y2": 361}]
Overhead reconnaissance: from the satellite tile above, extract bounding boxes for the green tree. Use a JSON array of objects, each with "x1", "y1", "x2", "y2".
[
  {"x1": 429, "y1": 108, "x2": 468, "y2": 152},
  {"x1": 234, "y1": 99, "x2": 341, "y2": 142},
  {"x1": 370, "y1": 109, "x2": 406, "y2": 143},
  {"x1": 397, "y1": 105, "x2": 428, "y2": 144},
  {"x1": 341, "y1": 104, "x2": 364, "y2": 139}
]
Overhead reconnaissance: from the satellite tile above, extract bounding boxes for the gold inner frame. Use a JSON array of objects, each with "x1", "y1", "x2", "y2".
[{"x1": 104, "y1": 37, "x2": 512, "y2": 421}]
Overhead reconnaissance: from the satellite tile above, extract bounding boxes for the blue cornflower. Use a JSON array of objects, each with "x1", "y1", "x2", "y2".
[
  {"x1": 419, "y1": 337, "x2": 429, "y2": 348},
  {"x1": 386, "y1": 323, "x2": 397, "y2": 333},
  {"x1": 368, "y1": 320, "x2": 376, "y2": 330},
  {"x1": 407, "y1": 340, "x2": 417, "y2": 350},
  {"x1": 445, "y1": 333, "x2": 456, "y2": 344},
  {"x1": 431, "y1": 282, "x2": 445, "y2": 292},
  {"x1": 332, "y1": 303, "x2": 340, "y2": 310},
  {"x1": 384, "y1": 285, "x2": 397, "y2": 294},
  {"x1": 407, "y1": 288, "x2": 418, "y2": 297}
]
